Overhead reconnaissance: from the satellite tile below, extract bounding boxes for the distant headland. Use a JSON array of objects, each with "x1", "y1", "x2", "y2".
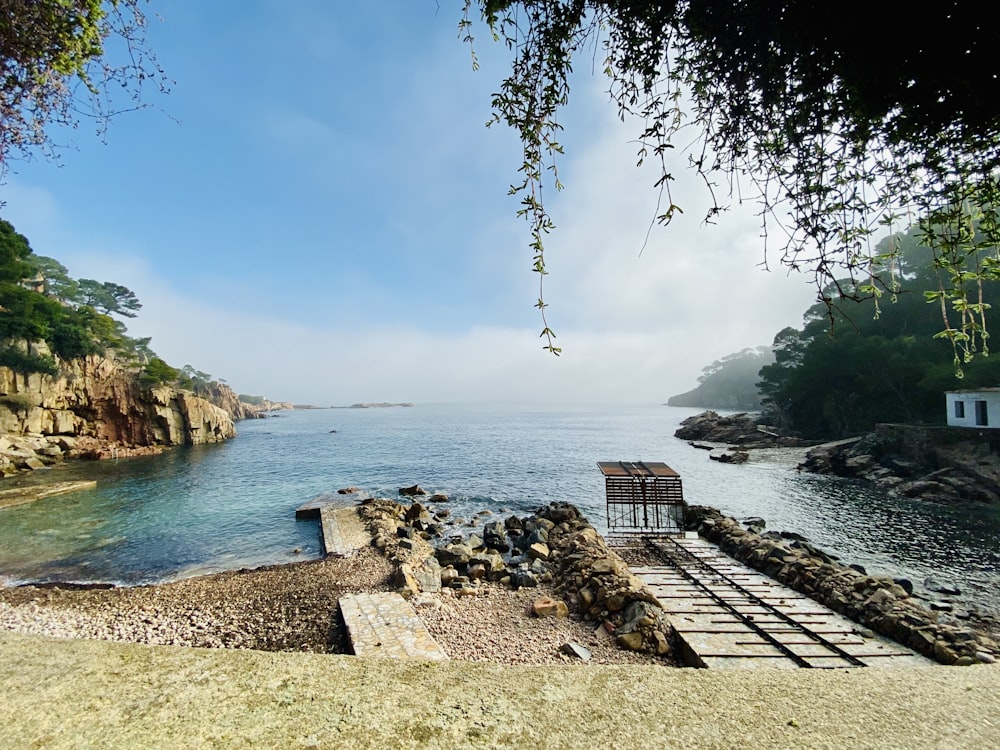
[{"x1": 332, "y1": 403, "x2": 415, "y2": 409}]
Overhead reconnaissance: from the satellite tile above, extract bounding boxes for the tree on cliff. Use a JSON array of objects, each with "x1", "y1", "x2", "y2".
[
  {"x1": 76, "y1": 278, "x2": 141, "y2": 317},
  {"x1": 757, "y1": 225, "x2": 1000, "y2": 438},
  {"x1": 0, "y1": 217, "x2": 150, "y2": 368},
  {"x1": 668, "y1": 347, "x2": 773, "y2": 410},
  {"x1": 29, "y1": 255, "x2": 78, "y2": 300},
  {"x1": 463, "y1": 1, "x2": 1000, "y2": 359},
  {"x1": 0, "y1": 0, "x2": 167, "y2": 170}
]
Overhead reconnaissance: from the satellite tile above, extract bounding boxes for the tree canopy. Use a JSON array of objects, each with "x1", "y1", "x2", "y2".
[
  {"x1": 0, "y1": 217, "x2": 149, "y2": 369},
  {"x1": 0, "y1": 0, "x2": 165, "y2": 169},
  {"x1": 758, "y1": 224, "x2": 1000, "y2": 439},
  {"x1": 668, "y1": 346, "x2": 773, "y2": 410},
  {"x1": 464, "y1": 1, "x2": 1000, "y2": 357}
]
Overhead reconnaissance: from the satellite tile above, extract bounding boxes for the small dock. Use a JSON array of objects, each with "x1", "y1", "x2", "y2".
[
  {"x1": 0, "y1": 480, "x2": 97, "y2": 511},
  {"x1": 295, "y1": 491, "x2": 373, "y2": 557},
  {"x1": 319, "y1": 505, "x2": 370, "y2": 557},
  {"x1": 622, "y1": 535, "x2": 932, "y2": 669},
  {"x1": 295, "y1": 490, "x2": 369, "y2": 518},
  {"x1": 338, "y1": 592, "x2": 449, "y2": 660}
]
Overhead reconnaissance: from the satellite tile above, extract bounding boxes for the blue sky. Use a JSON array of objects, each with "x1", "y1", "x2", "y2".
[{"x1": 0, "y1": 1, "x2": 818, "y2": 405}]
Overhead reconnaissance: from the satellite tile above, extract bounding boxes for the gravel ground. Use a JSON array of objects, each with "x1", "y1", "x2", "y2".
[
  {"x1": 0, "y1": 550, "x2": 668, "y2": 666},
  {"x1": 415, "y1": 584, "x2": 666, "y2": 666},
  {"x1": 0, "y1": 550, "x2": 394, "y2": 653}
]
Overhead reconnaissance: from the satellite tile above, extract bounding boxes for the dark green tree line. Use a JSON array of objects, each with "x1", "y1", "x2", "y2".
[
  {"x1": 0, "y1": 217, "x2": 151, "y2": 372},
  {"x1": 0, "y1": 219, "x2": 222, "y2": 394},
  {"x1": 669, "y1": 347, "x2": 773, "y2": 410},
  {"x1": 758, "y1": 227, "x2": 1000, "y2": 439}
]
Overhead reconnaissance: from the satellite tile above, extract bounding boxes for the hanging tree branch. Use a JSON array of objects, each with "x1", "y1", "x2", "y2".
[{"x1": 463, "y1": 1, "x2": 1000, "y2": 362}]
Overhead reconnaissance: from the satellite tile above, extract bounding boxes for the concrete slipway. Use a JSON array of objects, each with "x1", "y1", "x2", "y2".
[{"x1": 1, "y1": 631, "x2": 997, "y2": 749}]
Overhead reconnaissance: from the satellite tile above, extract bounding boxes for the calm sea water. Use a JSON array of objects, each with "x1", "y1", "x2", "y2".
[{"x1": 1, "y1": 405, "x2": 998, "y2": 615}]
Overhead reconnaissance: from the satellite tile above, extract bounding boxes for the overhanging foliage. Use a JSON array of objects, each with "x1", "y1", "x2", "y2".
[
  {"x1": 464, "y1": 1, "x2": 1000, "y2": 359},
  {"x1": 0, "y1": 0, "x2": 166, "y2": 169}
]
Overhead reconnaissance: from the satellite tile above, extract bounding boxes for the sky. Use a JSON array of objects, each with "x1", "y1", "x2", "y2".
[{"x1": 0, "y1": 1, "x2": 819, "y2": 406}]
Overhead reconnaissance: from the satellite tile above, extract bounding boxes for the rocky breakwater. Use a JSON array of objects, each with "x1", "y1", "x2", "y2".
[
  {"x1": 0, "y1": 351, "x2": 236, "y2": 476},
  {"x1": 800, "y1": 425, "x2": 1000, "y2": 504},
  {"x1": 358, "y1": 493, "x2": 674, "y2": 657},
  {"x1": 686, "y1": 505, "x2": 999, "y2": 665}
]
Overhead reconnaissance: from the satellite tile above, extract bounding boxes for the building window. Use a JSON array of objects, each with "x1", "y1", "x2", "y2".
[
  {"x1": 976, "y1": 400, "x2": 989, "y2": 426},
  {"x1": 955, "y1": 401, "x2": 965, "y2": 418}
]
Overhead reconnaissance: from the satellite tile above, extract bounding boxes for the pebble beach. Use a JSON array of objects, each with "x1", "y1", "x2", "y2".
[{"x1": 0, "y1": 548, "x2": 663, "y2": 666}]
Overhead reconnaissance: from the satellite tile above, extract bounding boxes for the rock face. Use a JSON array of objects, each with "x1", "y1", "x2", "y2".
[
  {"x1": 800, "y1": 424, "x2": 1000, "y2": 504},
  {"x1": 0, "y1": 351, "x2": 237, "y2": 476}
]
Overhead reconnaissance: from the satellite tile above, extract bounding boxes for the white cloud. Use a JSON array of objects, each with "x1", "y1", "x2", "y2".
[{"x1": 0, "y1": 35, "x2": 820, "y2": 408}]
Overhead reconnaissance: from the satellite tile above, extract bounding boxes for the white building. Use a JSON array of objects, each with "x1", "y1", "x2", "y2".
[{"x1": 945, "y1": 389, "x2": 1000, "y2": 428}]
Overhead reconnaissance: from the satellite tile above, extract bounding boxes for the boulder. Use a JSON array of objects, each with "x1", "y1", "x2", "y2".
[
  {"x1": 435, "y1": 543, "x2": 473, "y2": 568},
  {"x1": 532, "y1": 596, "x2": 569, "y2": 617},
  {"x1": 559, "y1": 642, "x2": 591, "y2": 661},
  {"x1": 413, "y1": 558, "x2": 442, "y2": 593},
  {"x1": 527, "y1": 542, "x2": 550, "y2": 561},
  {"x1": 394, "y1": 564, "x2": 421, "y2": 599}
]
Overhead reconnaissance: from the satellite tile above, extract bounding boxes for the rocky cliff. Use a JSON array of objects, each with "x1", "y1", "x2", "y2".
[{"x1": 0, "y1": 349, "x2": 238, "y2": 476}]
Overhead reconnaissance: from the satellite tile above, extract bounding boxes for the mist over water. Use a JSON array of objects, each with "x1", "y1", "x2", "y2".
[{"x1": 1, "y1": 405, "x2": 997, "y2": 615}]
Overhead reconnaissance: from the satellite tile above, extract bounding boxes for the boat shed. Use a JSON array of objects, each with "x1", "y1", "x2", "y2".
[
  {"x1": 945, "y1": 388, "x2": 1000, "y2": 429},
  {"x1": 597, "y1": 461, "x2": 685, "y2": 536}
]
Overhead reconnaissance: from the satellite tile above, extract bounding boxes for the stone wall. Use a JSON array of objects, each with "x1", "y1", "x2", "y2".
[{"x1": 686, "y1": 505, "x2": 999, "y2": 665}]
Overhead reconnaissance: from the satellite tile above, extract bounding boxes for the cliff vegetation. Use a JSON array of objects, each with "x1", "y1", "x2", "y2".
[{"x1": 0, "y1": 219, "x2": 273, "y2": 476}]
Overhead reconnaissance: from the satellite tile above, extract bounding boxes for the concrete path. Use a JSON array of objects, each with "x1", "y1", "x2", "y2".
[
  {"x1": 294, "y1": 491, "x2": 370, "y2": 518},
  {"x1": 1, "y1": 631, "x2": 997, "y2": 749},
  {"x1": 339, "y1": 592, "x2": 449, "y2": 660},
  {"x1": 319, "y1": 505, "x2": 371, "y2": 557}
]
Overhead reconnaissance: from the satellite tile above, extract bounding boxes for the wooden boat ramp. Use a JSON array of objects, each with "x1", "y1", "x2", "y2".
[
  {"x1": 614, "y1": 533, "x2": 933, "y2": 669},
  {"x1": 599, "y1": 459, "x2": 932, "y2": 669}
]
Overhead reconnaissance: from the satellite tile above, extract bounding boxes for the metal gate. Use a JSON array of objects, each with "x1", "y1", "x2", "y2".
[{"x1": 598, "y1": 461, "x2": 685, "y2": 536}]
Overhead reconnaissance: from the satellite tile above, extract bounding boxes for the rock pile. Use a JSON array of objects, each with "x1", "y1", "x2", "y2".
[
  {"x1": 686, "y1": 505, "x2": 999, "y2": 665},
  {"x1": 0, "y1": 433, "x2": 166, "y2": 475},
  {"x1": 358, "y1": 496, "x2": 674, "y2": 657},
  {"x1": 542, "y1": 505, "x2": 673, "y2": 656}
]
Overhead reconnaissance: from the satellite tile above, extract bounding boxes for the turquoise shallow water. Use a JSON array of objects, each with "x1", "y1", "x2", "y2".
[{"x1": 0, "y1": 404, "x2": 998, "y2": 616}]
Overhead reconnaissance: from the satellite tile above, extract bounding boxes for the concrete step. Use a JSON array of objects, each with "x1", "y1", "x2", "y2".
[
  {"x1": 295, "y1": 490, "x2": 370, "y2": 518},
  {"x1": 339, "y1": 592, "x2": 449, "y2": 661}
]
